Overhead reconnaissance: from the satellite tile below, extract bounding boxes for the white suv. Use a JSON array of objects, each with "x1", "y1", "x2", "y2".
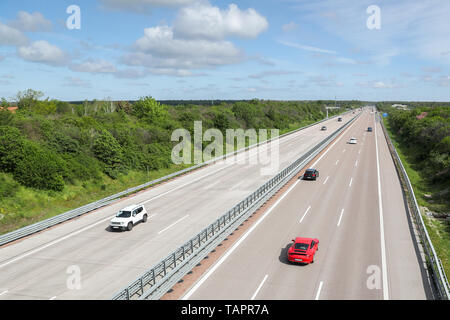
[{"x1": 109, "y1": 204, "x2": 148, "y2": 231}]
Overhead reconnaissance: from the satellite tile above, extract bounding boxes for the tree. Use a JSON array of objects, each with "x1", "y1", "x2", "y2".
[
  {"x1": 132, "y1": 96, "x2": 168, "y2": 123},
  {"x1": 92, "y1": 129, "x2": 123, "y2": 178},
  {"x1": 16, "y1": 89, "x2": 44, "y2": 109},
  {"x1": 13, "y1": 141, "x2": 67, "y2": 191},
  {"x1": 0, "y1": 126, "x2": 24, "y2": 173}
]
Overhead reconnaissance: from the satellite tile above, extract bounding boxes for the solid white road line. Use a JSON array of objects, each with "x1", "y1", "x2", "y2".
[
  {"x1": 337, "y1": 209, "x2": 345, "y2": 227},
  {"x1": 299, "y1": 206, "x2": 311, "y2": 223},
  {"x1": 323, "y1": 176, "x2": 329, "y2": 185},
  {"x1": 315, "y1": 281, "x2": 324, "y2": 300},
  {"x1": 0, "y1": 214, "x2": 115, "y2": 269},
  {"x1": 374, "y1": 117, "x2": 389, "y2": 300},
  {"x1": 158, "y1": 215, "x2": 189, "y2": 235},
  {"x1": 250, "y1": 274, "x2": 268, "y2": 300},
  {"x1": 181, "y1": 179, "x2": 301, "y2": 300},
  {"x1": 310, "y1": 117, "x2": 360, "y2": 169},
  {"x1": 182, "y1": 115, "x2": 360, "y2": 300}
]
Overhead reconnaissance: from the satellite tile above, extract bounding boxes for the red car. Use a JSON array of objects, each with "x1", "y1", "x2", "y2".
[{"x1": 287, "y1": 237, "x2": 319, "y2": 264}]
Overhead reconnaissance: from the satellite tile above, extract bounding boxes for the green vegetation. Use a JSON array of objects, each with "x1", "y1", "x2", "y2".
[
  {"x1": 379, "y1": 105, "x2": 449, "y2": 277},
  {"x1": 0, "y1": 91, "x2": 361, "y2": 234}
]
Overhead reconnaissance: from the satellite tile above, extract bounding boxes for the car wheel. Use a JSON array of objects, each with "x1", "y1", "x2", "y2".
[
  {"x1": 142, "y1": 214, "x2": 148, "y2": 223},
  {"x1": 127, "y1": 222, "x2": 133, "y2": 231}
]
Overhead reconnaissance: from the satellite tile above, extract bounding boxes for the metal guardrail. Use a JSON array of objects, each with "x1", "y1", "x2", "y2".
[
  {"x1": 112, "y1": 113, "x2": 359, "y2": 300},
  {"x1": 0, "y1": 111, "x2": 349, "y2": 247},
  {"x1": 378, "y1": 114, "x2": 450, "y2": 300}
]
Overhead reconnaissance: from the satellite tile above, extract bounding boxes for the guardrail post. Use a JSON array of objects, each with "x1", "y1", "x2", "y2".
[
  {"x1": 163, "y1": 260, "x2": 166, "y2": 276},
  {"x1": 173, "y1": 253, "x2": 176, "y2": 268}
]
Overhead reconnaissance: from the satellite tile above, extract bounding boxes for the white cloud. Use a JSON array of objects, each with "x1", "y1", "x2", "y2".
[
  {"x1": 9, "y1": 11, "x2": 52, "y2": 32},
  {"x1": 249, "y1": 70, "x2": 302, "y2": 79},
  {"x1": 70, "y1": 59, "x2": 117, "y2": 73},
  {"x1": 63, "y1": 77, "x2": 91, "y2": 88},
  {"x1": 282, "y1": 22, "x2": 298, "y2": 32},
  {"x1": 292, "y1": 0, "x2": 450, "y2": 66},
  {"x1": 124, "y1": 25, "x2": 243, "y2": 70},
  {"x1": 356, "y1": 80, "x2": 401, "y2": 89},
  {"x1": 18, "y1": 40, "x2": 67, "y2": 66},
  {"x1": 0, "y1": 22, "x2": 28, "y2": 46},
  {"x1": 173, "y1": 3, "x2": 268, "y2": 40},
  {"x1": 308, "y1": 74, "x2": 343, "y2": 87},
  {"x1": 99, "y1": 0, "x2": 196, "y2": 12},
  {"x1": 422, "y1": 66, "x2": 443, "y2": 73},
  {"x1": 279, "y1": 41, "x2": 337, "y2": 55}
]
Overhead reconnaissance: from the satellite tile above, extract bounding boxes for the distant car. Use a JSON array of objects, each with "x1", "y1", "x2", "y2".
[
  {"x1": 110, "y1": 204, "x2": 148, "y2": 231},
  {"x1": 303, "y1": 168, "x2": 319, "y2": 180},
  {"x1": 321, "y1": 126, "x2": 327, "y2": 131},
  {"x1": 287, "y1": 237, "x2": 319, "y2": 264},
  {"x1": 349, "y1": 137, "x2": 357, "y2": 144},
  {"x1": 338, "y1": 117, "x2": 343, "y2": 122},
  {"x1": 367, "y1": 127, "x2": 373, "y2": 132}
]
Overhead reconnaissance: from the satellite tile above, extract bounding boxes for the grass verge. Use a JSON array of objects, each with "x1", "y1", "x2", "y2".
[{"x1": 382, "y1": 118, "x2": 450, "y2": 279}]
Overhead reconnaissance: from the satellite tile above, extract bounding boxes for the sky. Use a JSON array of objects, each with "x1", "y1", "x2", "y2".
[{"x1": 0, "y1": 0, "x2": 449, "y2": 102}]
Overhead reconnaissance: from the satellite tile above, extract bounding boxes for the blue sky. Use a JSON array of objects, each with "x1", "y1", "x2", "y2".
[{"x1": 0, "y1": 0, "x2": 449, "y2": 101}]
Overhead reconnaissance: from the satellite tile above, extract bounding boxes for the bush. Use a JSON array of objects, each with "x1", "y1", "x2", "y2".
[
  {"x1": 0, "y1": 173, "x2": 20, "y2": 198},
  {"x1": 92, "y1": 129, "x2": 124, "y2": 178},
  {"x1": 132, "y1": 96, "x2": 169, "y2": 123},
  {"x1": 0, "y1": 126, "x2": 25, "y2": 173},
  {"x1": 13, "y1": 141, "x2": 67, "y2": 191}
]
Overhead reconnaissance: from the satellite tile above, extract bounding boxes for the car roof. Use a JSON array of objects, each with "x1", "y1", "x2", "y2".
[
  {"x1": 305, "y1": 168, "x2": 316, "y2": 172},
  {"x1": 294, "y1": 237, "x2": 314, "y2": 243},
  {"x1": 121, "y1": 204, "x2": 140, "y2": 211}
]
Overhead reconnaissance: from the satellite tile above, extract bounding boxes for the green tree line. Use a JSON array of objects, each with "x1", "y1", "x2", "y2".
[{"x1": 0, "y1": 90, "x2": 360, "y2": 232}]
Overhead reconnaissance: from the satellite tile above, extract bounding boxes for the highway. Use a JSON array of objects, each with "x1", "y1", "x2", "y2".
[
  {"x1": 0, "y1": 111, "x2": 356, "y2": 300},
  {"x1": 182, "y1": 108, "x2": 434, "y2": 300}
]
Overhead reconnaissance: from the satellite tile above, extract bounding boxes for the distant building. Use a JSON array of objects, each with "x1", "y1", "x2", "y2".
[
  {"x1": 0, "y1": 106, "x2": 18, "y2": 113},
  {"x1": 392, "y1": 104, "x2": 409, "y2": 110}
]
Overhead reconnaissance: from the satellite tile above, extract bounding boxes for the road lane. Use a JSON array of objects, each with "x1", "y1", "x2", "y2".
[
  {"x1": 0, "y1": 112, "x2": 357, "y2": 300},
  {"x1": 184, "y1": 108, "x2": 431, "y2": 300}
]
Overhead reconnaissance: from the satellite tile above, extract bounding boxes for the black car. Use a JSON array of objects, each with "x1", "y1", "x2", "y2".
[
  {"x1": 321, "y1": 126, "x2": 327, "y2": 131},
  {"x1": 338, "y1": 117, "x2": 343, "y2": 122},
  {"x1": 303, "y1": 169, "x2": 319, "y2": 180},
  {"x1": 367, "y1": 127, "x2": 373, "y2": 132}
]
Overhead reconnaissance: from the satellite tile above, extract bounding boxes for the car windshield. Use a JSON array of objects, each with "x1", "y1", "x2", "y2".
[
  {"x1": 116, "y1": 210, "x2": 131, "y2": 218},
  {"x1": 294, "y1": 243, "x2": 309, "y2": 250}
]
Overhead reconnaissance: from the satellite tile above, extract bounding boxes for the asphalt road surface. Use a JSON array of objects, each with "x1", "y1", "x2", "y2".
[
  {"x1": 0, "y1": 111, "x2": 357, "y2": 300},
  {"x1": 182, "y1": 109, "x2": 434, "y2": 300}
]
